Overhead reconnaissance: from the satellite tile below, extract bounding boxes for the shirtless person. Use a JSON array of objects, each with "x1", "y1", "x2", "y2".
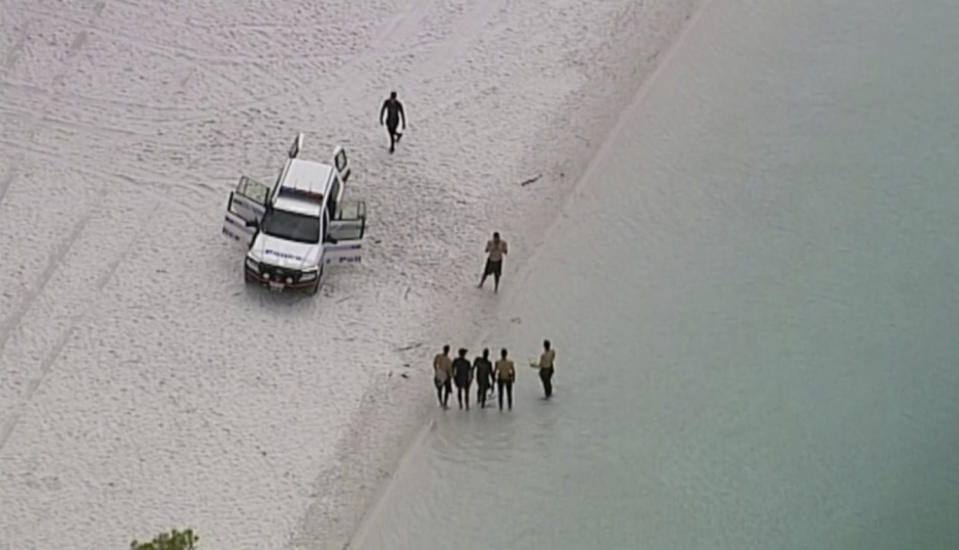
[
  {"x1": 478, "y1": 232, "x2": 508, "y2": 293},
  {"x1": 433, "y1": 345, "x2": 453, "y2": 408},
  {"x1": 379, "y1": 91, "x2": 406, "y2": 154}
]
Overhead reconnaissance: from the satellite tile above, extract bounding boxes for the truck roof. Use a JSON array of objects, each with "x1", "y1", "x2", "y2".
[
  {"x1": 271, "y1": 158, "x2": 332, "y2": 217},
  {"x1": 279, "y1": 158, "x2": 333, "y2": 196}
]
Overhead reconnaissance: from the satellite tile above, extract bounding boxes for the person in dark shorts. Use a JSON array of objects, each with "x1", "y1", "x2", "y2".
[
  {"x1": 433, "y1": 344, "x2": 452, "y2": 408},
  {"x1": 472, "y1": 348, "x2": 494, "y2": 408},
  {"x1": 379, "y1": 91, "x2": 406, "y2": 154},
  {"x1": 452, "y1": 348, "x2": 473, "y2": 410},
  {"x1": 494, "y1": 348, "x2": 516, "y2": 411},
  {"x1": 478, "y1": 232, "x2": 508, "y2": 293}
]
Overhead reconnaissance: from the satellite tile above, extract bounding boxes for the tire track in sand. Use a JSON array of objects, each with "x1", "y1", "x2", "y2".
[
  {"x1": 0, "y1": 0, "x2": 189, "y2": 452},
  {"x1": 0, "y1": 159, "x2": 18, "y2": 204},
  {"x1": 0, "y1": 206, "x2": 154, "y2": 451},
  {"x1": 0, "y1": 0, "x2": 102, "y2": 207},
  {"x1": 0, "y1": 213, "x2": 91, "y2": 359},
  {"x1": 368, "y1": 0, "x2": 438, "y2": 51},
  {"x1": 2, "y1": 19, "x2": 30, "y2": 75}
]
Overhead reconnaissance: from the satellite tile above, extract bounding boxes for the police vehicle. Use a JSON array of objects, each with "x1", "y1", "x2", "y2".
[{"x1": 222, "y1": 133, "x2": 367, "y2": 294}]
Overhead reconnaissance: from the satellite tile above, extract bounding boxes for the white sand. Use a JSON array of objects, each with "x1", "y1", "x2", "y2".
[{"x1": 0, "y1": 1, "x2": 700, "y2": 548}]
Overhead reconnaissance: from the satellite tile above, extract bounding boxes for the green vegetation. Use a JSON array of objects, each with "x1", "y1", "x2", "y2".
[{"x1": 130, "y1": 528, "x2": 198, "y2": 550}]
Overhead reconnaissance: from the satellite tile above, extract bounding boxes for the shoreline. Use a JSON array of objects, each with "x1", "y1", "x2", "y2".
[
  {"x1": 314, "y1": 2, "x2": 708, "y2": 548},
  {"x1": 335, "y1": 0, "x2": 959, "y2": 545}
]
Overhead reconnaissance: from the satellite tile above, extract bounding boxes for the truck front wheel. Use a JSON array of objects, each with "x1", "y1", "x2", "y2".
[{"x1": 305, "y1": 265, "x2": 323, "y2": 295}]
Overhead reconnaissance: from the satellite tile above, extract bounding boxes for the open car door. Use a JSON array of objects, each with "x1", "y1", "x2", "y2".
[
  {"x1": 222, "y1": 176, "x2": 271, "y2": 247},
  {"x1": 332, "y1": 145, "x2": 351, "y2": 201},
  {"x1": 324, "y1": 199, "x2": 366, "y2": 265},
  {"x1": 288, "y1": 132, "x2": 304, "y2": 159}
]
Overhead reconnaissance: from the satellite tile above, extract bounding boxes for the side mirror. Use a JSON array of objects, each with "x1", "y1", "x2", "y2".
[{"x1": 245, "y1": 219, "x2": 258, "y2": 228}]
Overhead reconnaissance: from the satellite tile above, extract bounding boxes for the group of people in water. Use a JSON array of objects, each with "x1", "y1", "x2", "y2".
[{"x1": 432, "y1": 340, "x2": 556, "y2": 410}]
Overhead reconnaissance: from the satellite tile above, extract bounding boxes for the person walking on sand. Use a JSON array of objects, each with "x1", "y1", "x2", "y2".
[
  {"x1": 473, "y1": 348, "x2": 494, "y2": 408},
  {"x1": 433, "y1": 345, "x2": 453, "y2": 408},
  {"x1": 379, "y1": 91, "x2": 406, "y2": 154},
  {"x1": 494, "y1": 348, "x2": 516, "y2": 411},
  {"x1": 478, "y1": 232, "x2": 508, "y2": 293},
  {"x1": 533, "y1": 339, "x2": 556, "y2": 399},
  {"x1": 452, "y1": 348, "x2": 473, "y2": 410}
]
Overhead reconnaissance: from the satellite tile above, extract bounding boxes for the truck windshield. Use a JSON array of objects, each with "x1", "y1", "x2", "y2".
[{"x1": 260, "y1": 209, "x2": 319, "y2": 243}]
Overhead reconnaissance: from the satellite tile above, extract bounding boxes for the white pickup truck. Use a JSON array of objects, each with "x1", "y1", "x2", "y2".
[{"x1": 222, "y1": 134, "x2": 367, "y2": 295}]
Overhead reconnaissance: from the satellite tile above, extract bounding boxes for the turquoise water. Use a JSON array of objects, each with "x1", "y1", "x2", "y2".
[{"x1": 351, "y1": 0, "x2": 959, "y2": 548}]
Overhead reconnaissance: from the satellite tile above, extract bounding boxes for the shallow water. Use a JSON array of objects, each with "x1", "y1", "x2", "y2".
[{"x1": 351, "y1": 0, "x2": 959, "y2": 548}]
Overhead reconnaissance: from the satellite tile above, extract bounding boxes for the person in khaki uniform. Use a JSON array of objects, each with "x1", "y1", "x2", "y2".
[
  {"x1": 478, "y1": 232, "x2": 508, "y2": 293},
  {"x1": 433, "y1": 345, "x2": 453, "y2": 409},
  {"x1": 494, "y1": 348, "x2": 516, "y2": 411},
  {"x1": 535, "y1": 339, "x2": 556, "y2": 399}
]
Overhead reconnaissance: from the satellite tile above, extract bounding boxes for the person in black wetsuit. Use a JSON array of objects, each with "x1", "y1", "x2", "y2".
[
  {"x1": 452, "y1": 347, "x2": 473, "y2": 410},
  {"x1": 472, "y1": 348, "x2": 494, "y2": 408},
  {"x1": 379, "y1": 91, "x2": 406, "y2": 153}
]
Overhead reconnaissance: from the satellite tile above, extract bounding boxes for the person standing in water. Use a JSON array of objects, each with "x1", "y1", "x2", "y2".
[
  {"x1": 535, "y1": 339, "x2": 556, "y2": 399},
  {"x1": 472, "y1": 348, "x2": 494, "y2": 408},
  {"x1": 379, "y1": 91, "x2": 406, "y2": 154},
  {"x1": 452, "y1": 348, "x2": 473, "y2": 410},
  {"x1": 478, "y1": 232, "x2": 508, "y2": 293},
  {"x1": 494, "y1": 348, "x2": 516, "y2": 411},
  {"x1": 433, "y1": 345, "x2": 453, "y2": 409}
]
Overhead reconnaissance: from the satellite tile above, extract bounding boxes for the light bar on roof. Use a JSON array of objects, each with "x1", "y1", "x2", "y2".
[{"x1": 278, "y1": 187, "x2": 324, "y2": 201}]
